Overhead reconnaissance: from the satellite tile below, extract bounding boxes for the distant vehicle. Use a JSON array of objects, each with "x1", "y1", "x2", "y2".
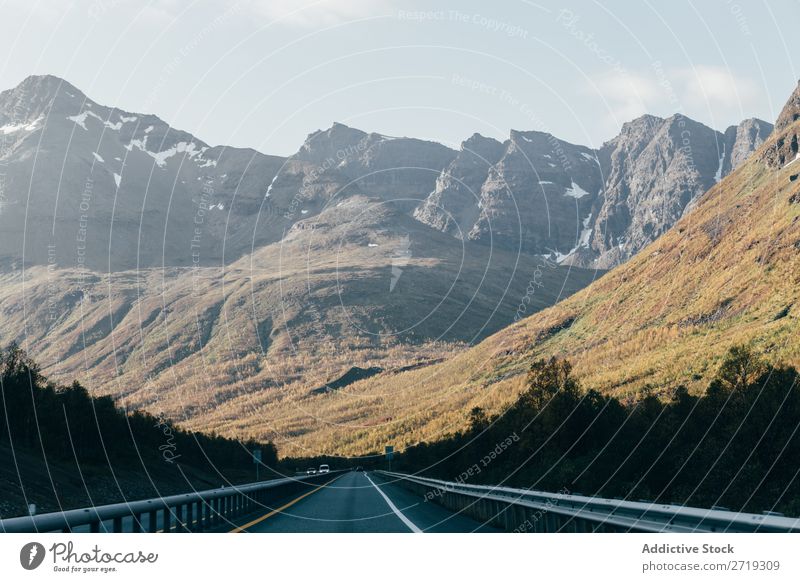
[
  {"x1": 306, "y1": 468, "x2": 317, "y2": 475},
  {"x1": 318, "y1": 464, "x2": 330, "y2": 474}
]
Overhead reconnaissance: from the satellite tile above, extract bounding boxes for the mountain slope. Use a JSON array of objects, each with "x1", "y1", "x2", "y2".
[
  {"x1": 1, "y1": 75, "x2": 771, "y2": 275},
  {"x1": 258, "y1": 84, "x2": 799, "y2": 455},
  {"x1": 0, "y1": 193, "x2": 598, "y2": 450},
  {"x1": 0, "y1": 74, "x2": 785, "y2": 457},
  {"x1": 416, "y1": 114, "x2": 773, "y2": 269},
  {"x1": 0, "y1": 75, "x2": 286, "y2": 271}
]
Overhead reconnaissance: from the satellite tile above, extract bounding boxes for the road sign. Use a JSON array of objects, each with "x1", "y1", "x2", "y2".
[{"x1": 385, "y1": 445, "x2": 394, "y2": 460}]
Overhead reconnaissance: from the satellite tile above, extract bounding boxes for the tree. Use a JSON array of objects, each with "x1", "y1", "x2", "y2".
[
  {"x1": 519, "y1": 357, "x2": 579, "y2": 412},
  {"x1": 467, "y1": 407, "x2": 488, "y2": 432},
  {"x1": 716, "y1": 345, "x2": 766, "y2": 392}
]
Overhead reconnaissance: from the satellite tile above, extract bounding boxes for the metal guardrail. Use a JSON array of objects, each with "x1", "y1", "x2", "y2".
[
  {"x1": 0, "y1": 471, "x2": 340, "y2": 533},
  {"x1": 376, "y1": 470, "x2": 800, "y2": 533}
]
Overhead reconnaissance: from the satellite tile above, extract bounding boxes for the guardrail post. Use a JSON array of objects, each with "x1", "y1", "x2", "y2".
[
  {"x1": 165, "y1": 505, "x2": 174, "y2": 533},
  {"x1": 178, "y1": 504, "x2": 187, "y2": 532},
  {"x1": 112, "y1": 516, "x2": 123, "y2": 533},
  {"x1": 148, "y1": 509, "x2": 158, "y2": 533},
  {"x1": 189, "y1": 502, "x2": 198, "y2": 531},
  {"x1": 132, "y1": 514, "x2": 142, "y2": 533}
]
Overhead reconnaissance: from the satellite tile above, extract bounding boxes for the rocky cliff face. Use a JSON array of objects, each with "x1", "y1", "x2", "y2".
[
  {"x1": 413, "y1": 133, "x2": 506, "y2": 237},
  {"x1": 0, "y1": 75, "x2": 285, "y2": 271},
  {"x1": 266, "y1": 122, "x2": 457, "y2": 218},
  {"x1": 588, "y1": 115, "x2": 722, "y2": 267},
  {"x1": 415, "y1": 113, "x2": 773, "y2": 268},
  {"x1": 469, "y1": 131, "x2": 603, "y2": 259},
  {"x1": 721, "y1": 118, "x2": 773, "y2": 176},
  {"x1": 0, "y1": 75, "x2": 773, "y2": 273},
  {"x1": 760, "y1": 80, "x2": 800, "y2": 169}
]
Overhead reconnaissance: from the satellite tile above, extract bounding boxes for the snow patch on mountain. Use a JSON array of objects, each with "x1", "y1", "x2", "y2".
[
  {"x1": 67, "y1": 111, "x2": 91, "y2": 130},
  {"x1": 0, "y1": 115, "x2": 44, "y2": 134},
  {"x1": 124, "y1": 135, "x2": 215, "y2": 169},
  {"x1": 564, "y1": 181, "x2": 590, "y2": 199},
  {"x1": 67, "y1": 109, "x2": 138, "y2": 132},
  {"x1": 265, "y1": 173, "x2": 278, "y2": 198}
]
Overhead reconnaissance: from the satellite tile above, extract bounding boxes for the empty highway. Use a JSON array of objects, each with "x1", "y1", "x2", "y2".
[{"x1": 228, "y1": 471, "x2": 497, "y2": 533}]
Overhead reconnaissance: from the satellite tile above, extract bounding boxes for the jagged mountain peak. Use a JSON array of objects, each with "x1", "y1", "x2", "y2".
[
  {"x1": 11, "y1": 74, "x2": 85, "y2": 100},
  {"x1": 622, "y1": 113, "x2": 663, "y2": 129},
  {"x1": 298, "y1": 122, "x2": 370, "y2": 160},
  {"x1": 312, "y1": 121, "x2": 368, "y2": 140},
  {"x1": 459, "y1": 133, "x2": 506, "y2": 160},
  {"x1": 508, "y1": 128, "x2": 554, "y2": 144},
  {"x1": 609, "y1": 114, "x2": 664, "y2": 142},
  {"x1": 0, "y1": 74, "x2": 87, "y2": 124},
  {"x1": 722, "y1": 118, "x2": 773, "y2": 175},
  {"x1": 0, "y1": 75, "x2": 286, "y2": 271}
]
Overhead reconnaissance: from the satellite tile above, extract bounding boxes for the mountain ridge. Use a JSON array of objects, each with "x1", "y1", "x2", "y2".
[
  {"x1": 0, "y1": 74, "x2": 787, "y2": 457},
  {"x1": 281, "y1": 84, "x2": 799, "y2": 455},
  {"x1": 1, "y1": 74, "x2": 774, "y2": 272}
]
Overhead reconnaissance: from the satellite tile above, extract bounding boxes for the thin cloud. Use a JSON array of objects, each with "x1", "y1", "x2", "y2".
[
  {"x1": 243, "y1": 0, "x2": 395, "y2": 27},
  {"x1": 592, "y1": 65, "x2": 766, "y2": 134}
]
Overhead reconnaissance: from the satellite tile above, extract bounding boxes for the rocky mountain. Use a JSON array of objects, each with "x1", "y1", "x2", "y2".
[
  {"x1": 1, "y1": 75, "x2": 772, "y2": 275},
  {"x1": 287, "y1": 83, "x2": 798, "y2": 455},
  {"x1": 761, "y1": 81, "x2": 800, "y2": 168},
  {"x1": 264, "y1": 122, "x2": 457, "y2": 219},
  {"x1": 0, "y1": 76, "x2": 599, "y2": 453},
  {"x1": 721, "y1": 117, "x2": 773, "y2": 176},
  {"x1": 0, "y1": 75, "x2": 287, "y2": 271},
  {"x1": 0, "y1": 74, "x2": 782, "y2": 456},
  {"x1": 415, "y1": 113, "x2": 773, "y2": 268},
  {"x1": 0, "y1": 76, "x2": 462, "y2": 272},
  {"x1": 0, "y1": 194, "x2": 598, "y2": 450},
  {"x1": 414, "y1": 133, "x2": 517, "y2": 238},
  {"x1": 415, "y1": 130, "x2": 603, "y2": 260}
]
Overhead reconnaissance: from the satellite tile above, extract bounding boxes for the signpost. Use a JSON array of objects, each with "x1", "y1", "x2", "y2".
[
  {"x1": 385, "y1": 445, "x2": 394, "y2": 471},
  {"x1": 252, "y1": 449, "x2": 262, "y2": 481}
]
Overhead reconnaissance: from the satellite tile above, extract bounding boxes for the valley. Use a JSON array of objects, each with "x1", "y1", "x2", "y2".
[{"x1": 0, "y1": 74, "x2": 791, "y2": 458}]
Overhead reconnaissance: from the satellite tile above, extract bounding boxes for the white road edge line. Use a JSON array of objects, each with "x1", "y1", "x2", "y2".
[{"x1": 365, "y1": 473, "x2": 423, "y2": 533}]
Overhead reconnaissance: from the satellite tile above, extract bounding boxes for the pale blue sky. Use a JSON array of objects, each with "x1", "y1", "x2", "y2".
[{"x1": 2, "y1": 0, "x2": 797, "y2": 155}]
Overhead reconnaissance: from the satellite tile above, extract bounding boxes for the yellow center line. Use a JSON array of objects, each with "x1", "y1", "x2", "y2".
[{"x1": 229, "y1": 473, "x2": 346, "y2": 533}]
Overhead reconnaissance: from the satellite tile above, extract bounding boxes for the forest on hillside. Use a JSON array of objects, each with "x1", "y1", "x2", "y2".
[
  {"x1": 394, "y1": 346, "x2": 800, "y2": 516},
  {"x1": 0, "y1": 343, "x2": 276, "y2": 481},
  {"x1": 3, "y1": 340, "x2": 799, "y2": 518}
]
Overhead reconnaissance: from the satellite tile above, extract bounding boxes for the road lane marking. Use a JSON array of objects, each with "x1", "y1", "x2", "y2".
[
  {"x1": 365, "y1": 473, "x2": 422, "y2": 533},
  {"x1": 229, "y1": 474, "x2": 346, "y2": 533}
]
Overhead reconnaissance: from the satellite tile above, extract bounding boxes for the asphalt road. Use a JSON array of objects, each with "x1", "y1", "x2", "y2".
[{"x1": 229, "y1": 471, "x2": 498, "y2": 533}]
